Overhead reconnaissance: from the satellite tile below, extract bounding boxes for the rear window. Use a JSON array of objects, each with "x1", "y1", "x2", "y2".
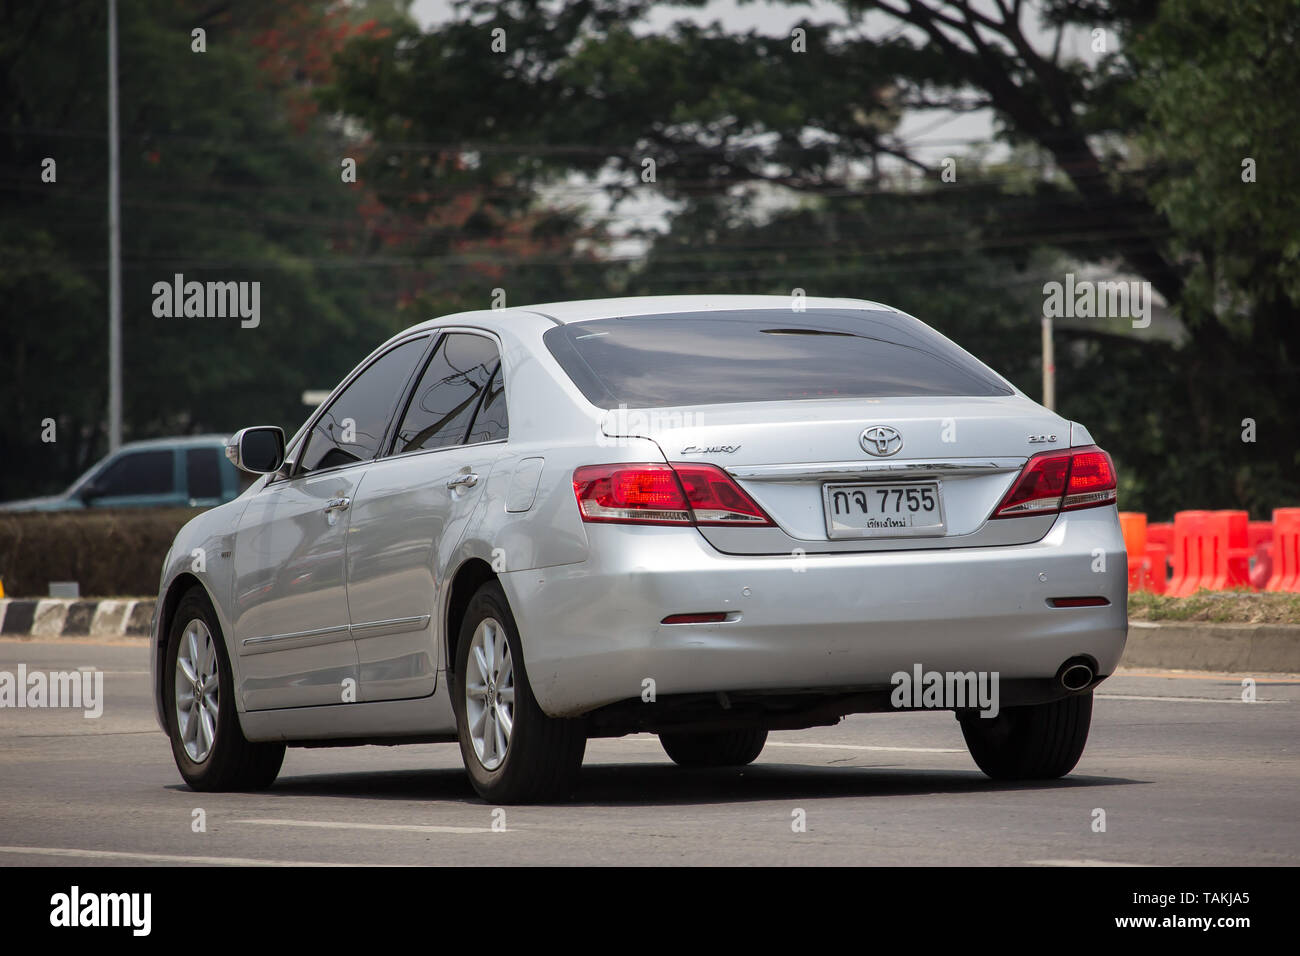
[{"x1": 543, "y1": 309, "x2": 1012, "y2": 408}]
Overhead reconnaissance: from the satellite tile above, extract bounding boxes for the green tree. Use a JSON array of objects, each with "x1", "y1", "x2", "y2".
[
  {"x1": 0, "y1": 0, "x2": 409, "y2": 499},
  {"x1": 327, "y1": 0, "x2": 1300, "y2": 517}
]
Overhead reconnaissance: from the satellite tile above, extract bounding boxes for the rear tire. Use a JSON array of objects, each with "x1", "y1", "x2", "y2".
[
  {"x1": 959, "y1": 691, "x2": 1092, "y2": 780},
  {"x1": 660, "y1": 728, "x2": 768, "y2": 767},
  {"x1": 452, "y1": 581, "x2": 586, "y2": 803},
  {"x1": 164, "y1": 587, "x2": 285, "y2": 792}
]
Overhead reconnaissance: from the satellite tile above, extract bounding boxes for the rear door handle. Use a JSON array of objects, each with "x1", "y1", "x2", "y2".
[
  {"x1": 446, "y1": 473, "x2": 479, "y2": 490},
  {"x1": 323, "y1": 496, "x2": 351, "y2": 513}
]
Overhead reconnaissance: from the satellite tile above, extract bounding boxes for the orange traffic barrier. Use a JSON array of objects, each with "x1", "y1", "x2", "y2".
[
  {"x1": 1124, "y1": 512, "x2": 1296, "y2": 593},
  {"x1": 1250, "y1": 545, "x2": 1273, "y2": 590},
  {"x1": 1168, "y1": 510, "x2": 1212, "y2": 596},
  {"x1": 1248, "y1": 520, "x2": 1274, "y2": 590},
  {"x1": 1248, "y1": 521, "x2": 1274, "y2": 550},
  {"x1": 1203, "y1": 510, "x2": 1251, "y2": 591},
  {"x1": 1265, "y1": 508, "x2": 1300, "y2": 592},
  {"x1": 1146, "y1": 522, "x2": 1174, "y2": 552},
  {"x1": 1137, "y1": 543, "x2": 1168, "y2": 593},
  {"x1": 1118, "y1": 512, "x2": 1147, "y2": 591}
]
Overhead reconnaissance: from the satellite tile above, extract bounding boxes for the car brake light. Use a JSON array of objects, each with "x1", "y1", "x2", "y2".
[
  {"x1": 669, "y1": 463, "x2": 772, "y2": 525},
  {"x1": 993, "y1": 445, "x2": 1116, "y2": 518},
  {"x1": 572, "y1": 463, "x2": 692, "y2": 524},
  {"x1": 573, "y1": 462, "x2": 773, "y2": 526},
  {"x1": 1061, "y1": 448, "x2": 1118, "y2": 511}
]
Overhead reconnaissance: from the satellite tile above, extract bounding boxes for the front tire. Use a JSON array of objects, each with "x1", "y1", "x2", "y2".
[
  {"x1": 660, "y1": 728, "x2": 768, "y2": 767},
  {"x1": 959, "y1": 691, "x2": 1093, "y2": 780},
  {"x1": 452, "y1": 581, "x2": 586, "y2": 803},
  {"x1": 164, "y1": 587, "x2": 284, "y2": 791}
]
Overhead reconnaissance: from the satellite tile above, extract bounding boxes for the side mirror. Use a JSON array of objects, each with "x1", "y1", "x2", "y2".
[
  {"x1": 226, "y1": 426, "x2": 286, "y2": 475},
  {"x1": 79, "y1": 480, "x2": 104, "y2": 503}
]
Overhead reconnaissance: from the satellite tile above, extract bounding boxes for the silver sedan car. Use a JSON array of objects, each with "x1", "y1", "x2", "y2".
[{"x1": 151, "y1": 295, "x2": 1127, "y2": 803}]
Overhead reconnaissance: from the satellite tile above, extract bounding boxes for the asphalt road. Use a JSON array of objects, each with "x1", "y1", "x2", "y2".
[{"x1": 1, "y1": 639, "x2": 1296, "y2": 866}]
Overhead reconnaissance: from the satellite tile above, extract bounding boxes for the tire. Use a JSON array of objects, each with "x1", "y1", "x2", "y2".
[
  {"x1": 452, "y1": 581, "x2": 586, "y2": 803},
  {"x1": 959, "y1": 691, "x2": 1093, "y2": 780},
  {"x1": 163, "y1": 587, "x2": 285, "y2": 791},
  {"x1": 659, "y1": 727, "x2": 768, "y2": 768}
]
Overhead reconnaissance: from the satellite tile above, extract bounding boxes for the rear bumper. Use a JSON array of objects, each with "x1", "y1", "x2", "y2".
[{"x1": 501, "y1": 507, "x2": 1128, "y2": 717}]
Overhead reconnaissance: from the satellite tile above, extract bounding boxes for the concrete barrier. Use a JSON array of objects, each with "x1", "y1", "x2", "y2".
[
  {"x1": 1122, "y1": 621, "x2": 1300, "y2": 673},
  {"x1": 0, "y1": 598, "x2": 155, "y2": 638}
]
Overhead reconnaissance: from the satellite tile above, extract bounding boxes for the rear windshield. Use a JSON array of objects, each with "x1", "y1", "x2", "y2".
[{"x1": 543, "y1": 309, "x2": 1012, "y2": 408}]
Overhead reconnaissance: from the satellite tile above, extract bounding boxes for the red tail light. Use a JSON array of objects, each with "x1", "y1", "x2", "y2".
[
  {"x1": 572, "y1": 463, "x2": 691, "y2": 524},
  {"x1": 1061, "y1": 448, "x2": 1118, "y2": 511},
  {"x1": 993, "y1": 445, "x2": 1117, "y2": 519},
  {"x1": 669, "y1": 463, "x2": 772, "y2": 524},
  {"x1": 573, "y1": 462, "x2": 773, "y2": 526}
]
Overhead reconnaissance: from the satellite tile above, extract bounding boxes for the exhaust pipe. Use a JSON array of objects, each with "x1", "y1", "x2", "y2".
[{"x1": 1057, "y1": 658, "x2": 1096, "y2": 692}]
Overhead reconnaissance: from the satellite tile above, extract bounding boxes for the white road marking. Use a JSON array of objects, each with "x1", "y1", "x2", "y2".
[
  {"x1": 1098, "y1": 694, "x2": 1283, "y2": 704},
  {"x1": 617, "y1": 735, "x2": 963, "y2": 754},
  {"x1": 0, "y1": 845, "x2": 376, "y2": 866},
  {"x1": 765, "y1": 741, "x2": 965, "y2": 754},
  {"x1": 235, "y1": 818, "x2": 498, "y2": 834},
  {"x1": 1028, "y1": 859, "x2": 1154, "y2": 867}
]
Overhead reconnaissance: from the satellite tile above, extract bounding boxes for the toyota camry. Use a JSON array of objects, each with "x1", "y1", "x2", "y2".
[{"x1": 151, "y1": 295, "x2": 1127, "y2": 803}]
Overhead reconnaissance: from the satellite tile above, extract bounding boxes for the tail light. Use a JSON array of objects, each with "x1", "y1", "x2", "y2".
[
  {"x1": 573, "y1": 462, "x2": 773, "y2": 526},
  {"x1": 993, "y1": 445, "x2": 1117, "y2": 519}
]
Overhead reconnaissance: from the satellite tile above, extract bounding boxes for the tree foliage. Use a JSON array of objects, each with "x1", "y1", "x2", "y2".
[{"x1": 327, "y1": 0, "x2": 1298, "y2": 516}]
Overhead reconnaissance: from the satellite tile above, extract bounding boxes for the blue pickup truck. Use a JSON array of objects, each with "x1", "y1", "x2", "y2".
[{"x1": 1, "y1": 435, "x2": 244, "y2": 511}]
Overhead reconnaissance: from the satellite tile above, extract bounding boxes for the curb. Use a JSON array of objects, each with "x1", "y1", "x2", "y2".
[
  {"x1": 0, "y1": 598, "x2": 155, "y2": 638},
  {"x1": 1122, "y1": 621, "x2": 1300, "y2": 674}
]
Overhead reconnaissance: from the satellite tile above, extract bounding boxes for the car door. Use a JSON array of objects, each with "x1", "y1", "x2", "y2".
[
  {"x1": 231, "y1": 336, "x2": 429, "y2": 711},
  {"x1": 345, "y1": 331, "x2": 510, "y2": 702}
]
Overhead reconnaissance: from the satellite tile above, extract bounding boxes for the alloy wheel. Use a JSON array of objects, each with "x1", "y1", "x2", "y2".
[
  {"x1": 464, "y1": 616, "x2": 515, "y2": 771},
  {"x1": 174, "y1": 618, "x2": 220, "y2": 762}
]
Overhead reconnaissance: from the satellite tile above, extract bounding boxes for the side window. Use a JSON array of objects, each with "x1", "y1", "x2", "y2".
[
  {"x1": 298, "y1": 338, "x2": 427, "y2": 475},
  {"x1": 96, "y1": 450, "x2": 174, "y2": 496},
  {"x1": 466, "y1": 366, "x2": 508, "y2": 443},
  {"x1": 393, "y1": 333, "x2": 500, "y2": 454},
  {"x1": 186, "y1": 447, "x2": 223, "y2": 499}
]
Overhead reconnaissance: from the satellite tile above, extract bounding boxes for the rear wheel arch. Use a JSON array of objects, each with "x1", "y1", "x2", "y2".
[{"x1": 444, "y1": 558, "x2": 498, "y2": 677}]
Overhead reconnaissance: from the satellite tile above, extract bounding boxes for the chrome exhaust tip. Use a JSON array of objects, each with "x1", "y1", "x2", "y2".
[{"x1": 1058, "y1": 659, "x2": 1096, "y2": 692}]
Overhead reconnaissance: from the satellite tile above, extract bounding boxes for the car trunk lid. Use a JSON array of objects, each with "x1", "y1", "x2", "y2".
[{"x1": 602, "y1": 395, "x2": 1070, "y2": 552}]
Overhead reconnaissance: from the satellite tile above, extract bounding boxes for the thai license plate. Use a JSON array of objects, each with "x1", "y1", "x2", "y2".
[{"x1": 822, "y1": 481, "x2": 946, "y2": 538}]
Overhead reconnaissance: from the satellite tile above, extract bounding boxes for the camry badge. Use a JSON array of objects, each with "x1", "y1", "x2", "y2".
[
  {"x1": 860, "y1": 425, "x2": 903, "y2": 457},
  {"x1": 681, "y1": 444, "x2": 741, "y2": 454}
]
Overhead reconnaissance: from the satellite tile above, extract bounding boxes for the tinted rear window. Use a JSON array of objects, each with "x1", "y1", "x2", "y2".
[{"x1": 543, "y1": 309, "x2": 1012, "y2": 408}]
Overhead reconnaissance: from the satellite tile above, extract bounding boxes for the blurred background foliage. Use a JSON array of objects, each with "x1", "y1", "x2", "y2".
[{"x1": 1, "y1": 0, "x2": 1296, "y2": 517}]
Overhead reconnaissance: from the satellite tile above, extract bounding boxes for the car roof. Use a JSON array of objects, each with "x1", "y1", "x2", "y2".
[
  {"x1": 116, "y1": 435, "x2": 229, "y2": 452},
  {"x1": 402, "y1": 294, "x2": 902, "y2": 338},
  {"x1": 514, "y1": 294, "x2": 901, "y2": 324}
]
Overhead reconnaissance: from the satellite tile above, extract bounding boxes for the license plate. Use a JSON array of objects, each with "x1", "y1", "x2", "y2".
[{"x1": 822, "y1": 481, "x2": 946, "y2": 538}]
